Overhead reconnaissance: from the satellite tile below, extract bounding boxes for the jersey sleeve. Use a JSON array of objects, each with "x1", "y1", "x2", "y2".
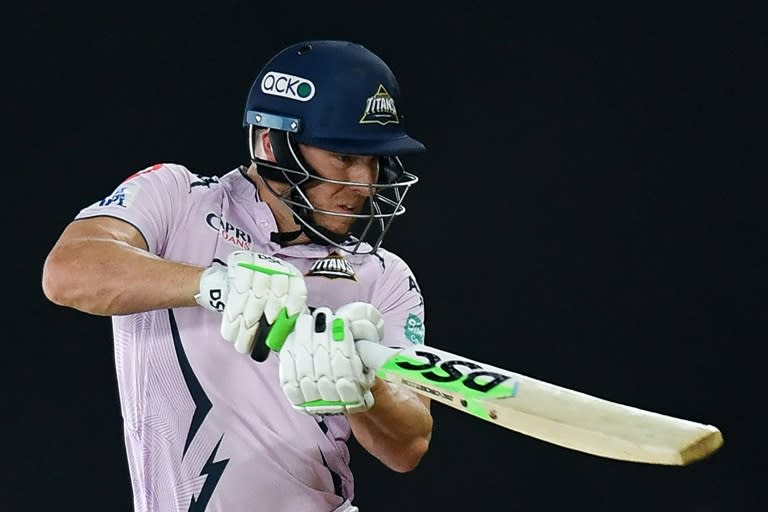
[
  {"x1": 74, "y1": 163, "x2": 196, "y2": 256},
  {"x1": 371, "y1": 251, "x2": 426, "y2": 350}
]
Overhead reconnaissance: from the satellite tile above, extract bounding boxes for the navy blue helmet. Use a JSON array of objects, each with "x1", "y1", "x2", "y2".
[
  {"x1": 243, "y1": 40, "x2": 425, "y2": 156},
  {"x1": 243, "y1": 40, "x2": 424, "y2": 255}
]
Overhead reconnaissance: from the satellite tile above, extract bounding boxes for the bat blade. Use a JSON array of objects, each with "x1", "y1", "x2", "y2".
[{"x1": 356, "y1": 341, "x2": 723, "y2": 466}]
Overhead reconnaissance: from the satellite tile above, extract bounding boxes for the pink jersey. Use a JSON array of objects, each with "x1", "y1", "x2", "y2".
[{"x1": 74, "y1": 163, "x2": 426, "y2": 512}]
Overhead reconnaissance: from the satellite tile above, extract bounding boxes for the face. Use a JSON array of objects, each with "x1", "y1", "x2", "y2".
[{"x1": 297, "y1": 144, "x2": 379, "y2": 235}]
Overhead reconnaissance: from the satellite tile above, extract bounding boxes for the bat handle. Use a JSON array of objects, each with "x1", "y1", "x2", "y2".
[
  {"x1": 249, "y1": 315, "x2": 273, "y2": 362},
  {"x1": 250, "y1": 308, "x2": 299, "y2": 362},
  {"x1": 356, "y1": 340, "x2": 399, "y2": 371}
]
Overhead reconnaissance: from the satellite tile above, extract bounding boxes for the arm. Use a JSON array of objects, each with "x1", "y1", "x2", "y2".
[
  {"x1": 348, "y1": 380, "x2": 432, "y2": 473},
  {"x1": 349, "y1": 258, "x2": 432, "y2": 472},
  {"x1": 43, "y1": 216, "x2": 308, "y2": 357},
  {"x1": 41, "y1": 216, "x2": 203, "y2": 316}
]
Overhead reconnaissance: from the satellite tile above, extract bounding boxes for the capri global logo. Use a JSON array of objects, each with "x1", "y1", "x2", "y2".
[{"x1": 261, "y1": 71, "x2": 316, "y2": 102}]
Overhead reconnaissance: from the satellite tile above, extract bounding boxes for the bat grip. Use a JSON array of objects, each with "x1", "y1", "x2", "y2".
[
  {"x1": 249, "y1": 315, "x2": 272, "y2": 362},
  {"x1": 250, "y1": 308, "x2": 299, "y2": 362}
]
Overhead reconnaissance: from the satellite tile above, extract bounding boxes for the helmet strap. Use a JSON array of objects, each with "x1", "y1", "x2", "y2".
[{"x1": 269, "y1": 229, "x2": 304, "y2": 245}]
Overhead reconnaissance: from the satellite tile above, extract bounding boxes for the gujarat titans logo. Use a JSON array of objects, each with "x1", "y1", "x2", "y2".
[{"x1": 305, "y1": 253, "x2": 356, "y2": 281}]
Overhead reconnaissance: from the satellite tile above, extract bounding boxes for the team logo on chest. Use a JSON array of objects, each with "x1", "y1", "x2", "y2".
[
  {"x1": 305, "y1": 252, "x2": 357, "y2": 281},
  {"x1": 205, "y1": 212, "x2": 253, "y2": 250}
]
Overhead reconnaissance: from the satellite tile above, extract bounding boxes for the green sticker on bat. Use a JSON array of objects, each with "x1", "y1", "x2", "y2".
[
  {"x1": 380, "y1": 352, "x2": 518, "y2": 398},
  {"x1": 379, "y1": 351, "x2": 519, "y2": 422}
]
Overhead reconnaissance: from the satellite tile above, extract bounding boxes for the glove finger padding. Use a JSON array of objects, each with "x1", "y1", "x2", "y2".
[
  {"x1": 335, "y1": 302, "x2": 385, "y2": 344},
  {"x1": 211, "y1": 250, "x2": 307, "y2": 355},
  {"x1": 279, "y1": 307, "x2": 375, "y2": 415}
]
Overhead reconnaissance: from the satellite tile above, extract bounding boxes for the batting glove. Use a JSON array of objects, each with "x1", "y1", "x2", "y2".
[
  {"x1": 196, "y1": 250, "x2": 308, "y2": 357},
  {"x1": 278, "y1": 303, "x2": 383, "y2": 416}
]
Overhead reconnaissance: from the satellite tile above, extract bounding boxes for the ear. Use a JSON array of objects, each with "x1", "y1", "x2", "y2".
[{"x1": 261, "y1": 129, "x2": 275, "y2": 161}]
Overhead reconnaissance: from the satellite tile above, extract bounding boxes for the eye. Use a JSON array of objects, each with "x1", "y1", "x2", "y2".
[{"x1": 334, "y1": 154, "x2": 353, "y2": 164}]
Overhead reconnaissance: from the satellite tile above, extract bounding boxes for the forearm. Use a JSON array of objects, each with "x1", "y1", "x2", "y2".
[
  {"x1": 348, "y1": 377, "x2": 433, "y2": 473},
  {"x1": 43, "y1": 236, "x2": 203, "y2": 316}
]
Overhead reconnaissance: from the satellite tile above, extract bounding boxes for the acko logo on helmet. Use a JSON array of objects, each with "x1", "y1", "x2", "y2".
[{"x1": 261, "y1": 71, "x2": 316, "y2": 102}]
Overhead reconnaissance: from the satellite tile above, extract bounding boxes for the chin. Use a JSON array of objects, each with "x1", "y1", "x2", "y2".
[
  {"x1": 319, "y1": 222, "x2": 353, "y2": 237},
  {"x1": 312, "y1": 214, "x2": 356, "y2": 237},
  {"x1": 328, "y1": 226, "x2": 353, "y2": 237}
]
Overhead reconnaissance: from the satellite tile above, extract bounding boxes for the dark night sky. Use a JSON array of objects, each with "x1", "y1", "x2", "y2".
[{"x1": 7, "y1": 2, "x2": 765, "y2": 511}]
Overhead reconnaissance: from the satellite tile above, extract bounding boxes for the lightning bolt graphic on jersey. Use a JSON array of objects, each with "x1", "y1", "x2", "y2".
[{"x1": 188, "y1": 435, "x2": 229, "y2": 511}]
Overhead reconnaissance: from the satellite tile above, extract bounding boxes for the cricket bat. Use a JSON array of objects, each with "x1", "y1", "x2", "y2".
[{"x1": 355, "y1": 340, "x2": 724, "y2": 466}]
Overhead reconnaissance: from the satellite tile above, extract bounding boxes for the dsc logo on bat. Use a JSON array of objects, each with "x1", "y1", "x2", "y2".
[{"x1": 394, "y1": 350, "x2": 514, "y2": 394}]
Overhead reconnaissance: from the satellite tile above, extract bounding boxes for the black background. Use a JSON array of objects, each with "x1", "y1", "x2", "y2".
[{"x1": 8, "y1": 2, "x2": 765, "y2": 511}]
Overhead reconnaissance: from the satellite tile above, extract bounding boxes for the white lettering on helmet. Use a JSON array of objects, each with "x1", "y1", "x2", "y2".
[{"x1": 261, "y1": 71, "x2": 316, "y2": 102}]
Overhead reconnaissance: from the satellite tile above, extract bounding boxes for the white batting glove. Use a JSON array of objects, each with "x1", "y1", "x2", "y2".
[
  {"x1": 195, "y1": 251, "x2": 308, "y2": 356},
  {"x1": 278, "y1": 303, "x2": 383, "y2": 416}
]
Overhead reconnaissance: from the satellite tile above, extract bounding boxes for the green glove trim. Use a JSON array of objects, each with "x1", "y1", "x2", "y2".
[
  {"x1": 331, "y1": 318, "x2": 346, "y2": 341},
  {"x1": 237, "y1": 262, "x2": 297, "y2": 277},
  {"x1": 299, "y1": 399, "x2": 355, "y2": 408},
  {"x1": 265, "y1": 307, "x2": 299, "y2": 352}
]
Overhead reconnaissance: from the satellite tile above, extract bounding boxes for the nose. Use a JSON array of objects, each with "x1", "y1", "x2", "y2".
[{"x1": 346, "y1": 160, "x2": 378, "y2": 197}]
